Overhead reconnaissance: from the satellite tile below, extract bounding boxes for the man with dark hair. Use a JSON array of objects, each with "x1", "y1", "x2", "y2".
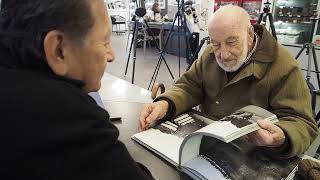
[{"x1": 0, "y1": 0, "x2": 153, "y2": 179}]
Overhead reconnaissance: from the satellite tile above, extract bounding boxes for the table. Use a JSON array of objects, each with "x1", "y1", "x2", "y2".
[
  {"x1": 104, "y1": 101, "x2": 190, "y2": 180},
  {"x1": 99, "y1": 73, "x2": 152, "y2": 103},
  {"x1": 99, "y1": 73, "x2": 190, "y2": 179},
  {"x1": 129, "y1": 21, "x2": 172, "y2": 51}
]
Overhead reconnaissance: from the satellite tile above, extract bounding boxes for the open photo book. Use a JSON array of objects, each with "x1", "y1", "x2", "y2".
[{"x1": 131, "y1": 105, "x2": 300, "y2": 180}]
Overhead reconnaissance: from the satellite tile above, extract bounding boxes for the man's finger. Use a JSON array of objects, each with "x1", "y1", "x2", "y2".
[
  {"x1": 257, "y1": 128, "x2": 275, "y2": 144},
  {"x1": 140, "y1": 104, "x2": 153, "y2": 123},
  {"x1": 257, "y1": 119, "x2": 278, "y2": 133},
  {"x1": 145, "y1": 108, "x2": 159, "y2": 125},
  {"x1": 140, "y1": 109, "x2": 151, "y2": 121},
  {"x1": 248, "y1": 129, "x2": 272, "y2": 146},
  {"x1": 139, "y1": 117, "x2": 147, "y2": 131}
]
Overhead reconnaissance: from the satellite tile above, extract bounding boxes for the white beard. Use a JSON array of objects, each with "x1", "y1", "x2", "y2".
[
  {"x1": 216, "y1": 39, "x2": 249, "y2": 72},
  {"x1": 216, "y1": 57, "x2": 245, "y2": 72}
]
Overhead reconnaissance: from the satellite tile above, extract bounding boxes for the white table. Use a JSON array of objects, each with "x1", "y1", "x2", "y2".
[
  {"x1": 89, "y1": 73, "x2": 186, "y2": 180},
  {"x1": 98, "y1": 73, "x2": 153, "y2": 104}
]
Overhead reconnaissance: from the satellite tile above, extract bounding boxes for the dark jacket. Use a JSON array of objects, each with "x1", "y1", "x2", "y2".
[
  {"x1": 0, "y1": 67, "x2": 153, "y2": 179},
  {"x1": 157, "y1": 25, "x2": 318, "y2": 158}
]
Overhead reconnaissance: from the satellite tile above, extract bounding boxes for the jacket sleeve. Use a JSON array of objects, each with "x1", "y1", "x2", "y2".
[
  {"x1": 269, "y1": 66, "x2": 319, "y2": 158},
  {"x1": 15, "y1": 93, "x2": 154, "y2": 180},
  {"x1": 155, "y1": 46, "x2": 211, "y2": 116},
  {"x1": 53, "y1": 104, "x2": 154, "y2": 180}
]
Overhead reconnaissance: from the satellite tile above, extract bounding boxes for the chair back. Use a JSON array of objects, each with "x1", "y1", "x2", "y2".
[{"x1": 111, "y1": 16, "x2": 116, "y2": 24}]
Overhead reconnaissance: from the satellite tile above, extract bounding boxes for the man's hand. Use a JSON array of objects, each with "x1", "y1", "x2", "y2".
[
  {"x1": 139, "y1": 100, "x2": 169, "y2": 131},
  {"x1": 247, "y1": 119, "x2": 286, "y2": 148}
]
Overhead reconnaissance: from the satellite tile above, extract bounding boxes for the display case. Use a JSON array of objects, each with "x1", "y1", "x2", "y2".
[
  {"x1": 314, "y1": 21, "x2": 320, "y2": 46},
  {"x1": 272, "y1": 0, "x2": 318, "y2": 45}
]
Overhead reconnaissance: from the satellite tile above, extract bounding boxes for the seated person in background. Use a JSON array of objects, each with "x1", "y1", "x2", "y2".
[
  {"x1": 144, "y1": 2, "x2": 162, "y2": 40},
  {"x1": 0, "y1": 0, "x2": 153, "y2": 179},
  {"x1": 151, "y1": 2, "x2": 161, "y2": 22},
  {"x1": 185, "y1": 1, "x2": 200, "y2": 63},
  {"x1": 140, "y1": 5, "x2": 318, "y2": 159}
]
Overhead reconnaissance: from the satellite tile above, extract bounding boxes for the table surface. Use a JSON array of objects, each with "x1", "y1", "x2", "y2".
[
  {"x1": 99, "y1": 73, "x2": 189, "y2": 179},
  {"x1": 104, "y1": 101, "x2": 190, "y2": 180},
  {"x1": 99, "y1": 73, "x2": 152, "y2": 104}
]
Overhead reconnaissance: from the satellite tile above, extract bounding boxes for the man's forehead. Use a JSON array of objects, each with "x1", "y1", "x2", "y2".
[
  {"x1": 210, "y1": 21, "x2": 241, "y2": 32},
  {"x1": 209, "y1": 25, "x2": 243, "y2": 41}
]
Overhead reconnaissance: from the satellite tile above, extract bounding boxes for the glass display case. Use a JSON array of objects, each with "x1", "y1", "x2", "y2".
[
  {"x1": 314, "y1": 21, "x2": 320, "y2": 46},
  {"x1": 272, "y1": 0, "x2": 318, "y2": 45}
]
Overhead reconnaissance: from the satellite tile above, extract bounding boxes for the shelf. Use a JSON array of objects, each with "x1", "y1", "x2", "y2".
[
  {"x1": 274, "y1": 21, "x2": 313, "y2": 25},
  {"x1": 276, "y1": 15, "x2": 313, "y2": 18},
  {"x1": 272, "y1": 0, "x2": 319, "y2": 47}
]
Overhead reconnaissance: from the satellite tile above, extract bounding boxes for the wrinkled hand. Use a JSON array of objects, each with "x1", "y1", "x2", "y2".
[
  {"x1": 247, "y1": 119, "x2": 285, "y2": 148},
  {"x1": 139, "y1": 101, "x2": 169, "y2": 131}
]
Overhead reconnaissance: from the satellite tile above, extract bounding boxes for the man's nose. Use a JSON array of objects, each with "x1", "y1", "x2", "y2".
[
  {"x1": 107, "y1": 47, "x2": 115, "y2": 62},
  {"x1": 220, "y1": 45, "x2": 231, "y2": 60}
]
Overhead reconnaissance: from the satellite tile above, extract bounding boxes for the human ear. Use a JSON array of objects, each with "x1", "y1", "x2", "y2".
[
  {"x1": 43, "y1": 30, "x2": 69, "y2": 76},
  {"x1": 247, "y1": 25, "x2": 255, "y2": 48}
]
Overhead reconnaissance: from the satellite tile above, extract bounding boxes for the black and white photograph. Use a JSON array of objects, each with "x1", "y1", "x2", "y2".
[
  {"x1": 199, "y1": 137, "x2": 299, "y2": 180},
  {"x1": 155, "y1": 113, "x2": 207, "y2": 138}
]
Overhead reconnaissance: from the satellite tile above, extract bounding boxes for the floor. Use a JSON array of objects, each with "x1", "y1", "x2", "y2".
[
  {"x1": 107, "y1": 32, "x2": 189, "y2": 90},
  {"x1": 108, "y1": 32, "x2": 320, "y2": 117}
]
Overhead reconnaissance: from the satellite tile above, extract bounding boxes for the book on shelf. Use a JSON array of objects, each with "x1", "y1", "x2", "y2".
[{"x1": 132, "y1": 105, "x2": 300, "y2": 180}]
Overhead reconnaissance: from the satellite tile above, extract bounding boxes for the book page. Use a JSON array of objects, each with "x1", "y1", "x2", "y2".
[
  {"x1": 237, "y1": 105, "x2": 277, "y2": 121},
  {"x1": 197, "y1": 137, "x2": 299, "y2": 180},
  {"x1": 155, "y1": 113, "x2": 207, "y2": 138},
  {"x1": 183, "y1": 155, "x2": 230, "y2": 180},
  {"x1": 195, "y1": 121, "x2": 240, "y2": 142},
  {"x1": 132, "y1": 129, "x2": 183, "y2": 164},
  {"x1": 179, "y1": 134, "x2": 202, "y2": 165},
  {"x1": 195, "y1": 105, "x2": 277, "y2": 142},
  {"x1": 132, "y1": 113, "x2": 207, "y2": 165}
]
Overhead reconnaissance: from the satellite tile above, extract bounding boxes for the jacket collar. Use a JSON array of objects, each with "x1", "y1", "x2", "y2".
[
  {"x1": 248, "y1": 24, "x2": 278, "y2": 80},
  {"x1": 250, "y1": 24, "x2": 278, "y2": 64},
  {"x1": 50, "y1": 73, "x2": 86, "y2": 88}
]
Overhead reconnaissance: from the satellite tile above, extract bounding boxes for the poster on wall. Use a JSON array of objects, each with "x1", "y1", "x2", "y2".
[
  {"x1": 242, "y1": 0, "x2": 262, "y2": 23},
  {"x1": 214, "y1": 0, "x2": 243, "y2": 11},
  {"x1": 214, "y1": 0, "x2": 262, "y2": 24}
]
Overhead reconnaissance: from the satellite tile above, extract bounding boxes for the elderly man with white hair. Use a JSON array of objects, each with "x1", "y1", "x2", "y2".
[{"x1": 139, "y1": 5, "x2": 318, "y2": 158}]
